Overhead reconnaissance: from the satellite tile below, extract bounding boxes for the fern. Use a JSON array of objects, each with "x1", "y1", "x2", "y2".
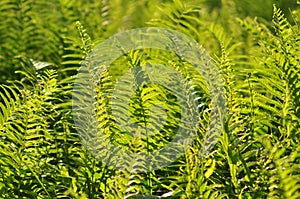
[
  {"x1": 0, "y1": 70, "x2": 60, "y2": 197},
  {"x1": 0, "y1": 0, "x2": 299, "y2": 198}
]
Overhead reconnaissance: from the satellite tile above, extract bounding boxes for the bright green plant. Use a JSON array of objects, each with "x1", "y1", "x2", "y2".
[{"x1": 0, "y1": 0, "x2": 299, "y2": 198}]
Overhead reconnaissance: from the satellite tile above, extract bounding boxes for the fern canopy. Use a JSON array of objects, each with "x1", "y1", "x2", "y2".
[{"x1": 0, "y1": 0, "x2": 299, "y2": 198}]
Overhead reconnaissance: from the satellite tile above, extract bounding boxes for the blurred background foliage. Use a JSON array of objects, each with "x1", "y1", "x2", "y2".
[{"x1": 0, "y1": 0, "x2": 298, "y2": 83}]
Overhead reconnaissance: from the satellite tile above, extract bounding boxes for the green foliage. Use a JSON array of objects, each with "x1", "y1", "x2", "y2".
[{"x1": 0, "y1": 0, "x2": 299, "y2": 198}]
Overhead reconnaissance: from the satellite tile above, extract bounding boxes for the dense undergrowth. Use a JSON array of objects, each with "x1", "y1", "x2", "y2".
[{"x1": 0, "y1": 0, "x2": 299, "y2": 198}]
